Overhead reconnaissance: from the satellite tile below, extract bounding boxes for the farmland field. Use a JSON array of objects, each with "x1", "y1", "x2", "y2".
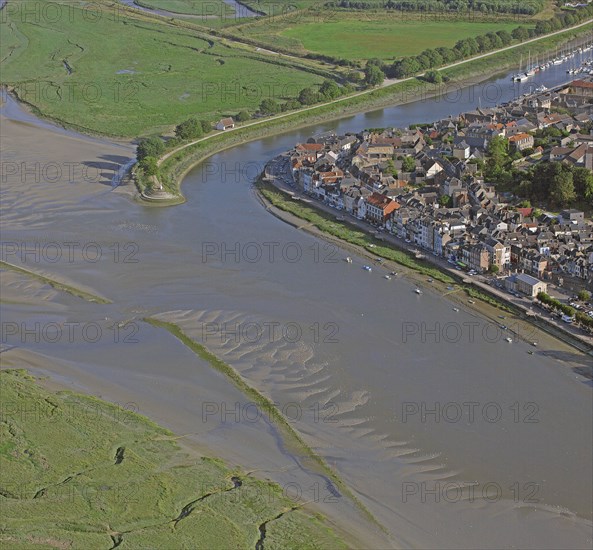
[
  {"x1": 238, "y1": 15, "x2": 531, "y2": 60},
  {"x1": 0, "y1": 1, "x2": 326, "y2": 136}
]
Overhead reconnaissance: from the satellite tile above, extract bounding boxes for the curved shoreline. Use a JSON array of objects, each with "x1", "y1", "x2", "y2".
[
  {"x1": 254, "y1": 177, "x2": 593, "y2": 371},
  {"x1": 141, "y1": 22, "x2": 593, "y2": 203}
]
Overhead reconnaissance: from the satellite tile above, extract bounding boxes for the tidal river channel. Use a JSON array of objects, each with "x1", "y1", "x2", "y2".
[{"x1": 1, "y1": 52, "x2": 592, "y2": 548}]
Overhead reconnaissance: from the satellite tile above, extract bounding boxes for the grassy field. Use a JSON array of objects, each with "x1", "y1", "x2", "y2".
[
  {"x1": 0, "y1": 0, "x2": 326, "y2": 136},
  {"x1": 134, "y1": 0, "x2": 232, "y2": 16},
  {"x1": 0, "y1": 369, "x2": 348, "y2": 549},
  {"x1": 233, "y1": 12, "x2": 531, "y2": 60},
  {"x1": 282, "y1": 18, "x2": 526, "y2": 60}
]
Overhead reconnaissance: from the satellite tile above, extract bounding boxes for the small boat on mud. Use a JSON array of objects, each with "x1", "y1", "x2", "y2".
[
  {"x1": 414, "y1": 288, "x2": 423, "y2": 295},
  {"x1": 345, "y1": 257, "x2": 352, "y2": 263}
]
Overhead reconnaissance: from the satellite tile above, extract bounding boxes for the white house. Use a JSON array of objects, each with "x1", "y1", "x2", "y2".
[{"x1": 216, "y1": 117, "x2": 235, "y2": 131}]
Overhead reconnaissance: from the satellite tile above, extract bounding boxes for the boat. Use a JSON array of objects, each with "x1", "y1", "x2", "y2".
[
  {"x1": 427, "y1": 278, "x2": 433, "y2": 283},
  {"x1": 336, "y1": 216, "x2": 345, "y2": 221},
  {"x1": 452, "y1": 307, "x2": 459, "y2": 312},
  {"x1": 414, "y1": 288, "x2": 423, "y2": 295},
  {"x1": 362, "y1": 265, "x2": 372, "y2": 272},
  {"x1": 384, "y1": 275, "x2": 391, "y2": 280},
  {"x1": 505, "y1": 337, "x2": 513, "y2": 343},
  {"x1": 468, "y1": 299, "x2": 475, "y2": 304},
  {"x1": 390, "y1": 271, "x2": 397, "y2": 276},
  {"x1": 345, "y1": 257, "x2": 352, "y2": 263},
  {"x1": 527, "y1": 351, "x2": 534, "y2": 355},
  {"x1": 531, "y1": 342, "x2": 538, "y2": 347}
]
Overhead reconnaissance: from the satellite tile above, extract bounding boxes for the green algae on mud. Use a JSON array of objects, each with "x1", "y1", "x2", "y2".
[
  {"x1": 143, "y1": 316, "x2": 387, "y2": 535},
  {"x1": 0, "y1": 260, "x2": 111, "y2": 304},
  {"x1": 0, "y1": 369, "x2": 349, "y2": 549}
]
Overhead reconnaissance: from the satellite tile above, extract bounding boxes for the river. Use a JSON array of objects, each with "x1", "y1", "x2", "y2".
[
  {"x1": 117, "y1": 0, "x2": 261, "y2": 19},
  {"x1": 1, "y1": 49, "x2": 592, "y2": 548}
]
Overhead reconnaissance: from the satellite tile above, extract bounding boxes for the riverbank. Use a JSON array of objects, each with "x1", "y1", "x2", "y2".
[
  {"x1": 142, "y1": 22, "x2": 593, "y2": 203},
  {"x1": 0, "y1": 368, "x2": 350, "y2": 549},
  {"x1": 255, "y1": 177, "x2": 593, "y2": 373}
]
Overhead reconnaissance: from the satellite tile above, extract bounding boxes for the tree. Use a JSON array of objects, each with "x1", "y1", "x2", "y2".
[
  {"x1": 496, "y1": 30, "x2": 512, "y2": 46},
  {"x1": 282, "y1": 99, "x2": 302, "y2": 111},
  {"x1": 298, "y1": 87, "x2": 318, "y2": 105},
  {"x1": 439, "y1": 194, "x2": 452, "y2": 207},
  {"x1": 319, "y1": 79, "x2": 341, "y2": 100},
  {"x1": 138, "y1": 156, "x2": 158, "y2": 176},
  {"x1": 402, "y1": 156, "x2": 416, "y2": 172},
  {"x1": 364, "y1": 64, "x2": 384, "y2": 87},
  {"x1": 476, "y1": 35, "x2": 492, "y2": 53},
  {"x1": 489, "y1": 265, "x2": 500, "y2": 274},
  {"x1": 175, "y1": 118, "x2": 202, "y2": 140},
  {"x1": 512, "y1": 27, "x2": 529, "y2": 42},
  {"x1": 259, "y1": 98, "x2": 280, "y2": 115},
  {"x1": 136, "y1": 137, "x2": 164, "y2": 161},
  {"x1": 385, "y1": 159, "x2": 397, "y2": 178},
  {"x1": 391, "y1": 57, "x2": 420, "y2": 78},
  {"x1": 549, "y1": 170, "x2": 576, "y2": 207},
  {"x1": 236, "y1": 110, "x2": 251, "y2": 122},
  {"x1": 572, "y1": 167, "x2": 593, "y2": 201},
  {"x1": 486, "y1": 32, "x2": 503, "y2": 49},
  {"x1": 578, "y1": 290, "x2": 591, "y2": 302},
  {"x1": 200, "y1": 120, "x2": 212, "y2": 133},
  {"x1": 436, "y1": 47, "x2": 456, "y2": 63},
  {"x1": 425, "y1": 70, "x2": 443, "y2": 84},
  {"x1": 485, "y1": 136, "x2": 510, "y2": 180}
]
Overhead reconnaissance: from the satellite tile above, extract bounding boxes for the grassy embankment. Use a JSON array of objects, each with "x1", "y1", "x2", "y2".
[
  {"x1": 0, "y1": 369, "x2": 348, "y2": 549},
  {"x1": 143, "y1": 317, "x2": 385, "y2": 534},
  {"x1": 0, "y1": 261, "x2": 111, "y2": 304}
]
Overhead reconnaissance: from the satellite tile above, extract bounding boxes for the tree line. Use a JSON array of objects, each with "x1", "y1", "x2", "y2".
[
  {"x1": 331, "y1": 0, "x2": 545, "y2": 15},
  {"x1": 353, "y1": 3, "x2": 593, "y2": 79}
]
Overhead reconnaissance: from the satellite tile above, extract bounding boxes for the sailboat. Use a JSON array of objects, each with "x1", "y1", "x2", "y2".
[
  {"x1": 512, "y1": 54, "x2": 528, "y2": 81},
  {"x1": 525, "y1": 52, "x2": 536, "y2": 77}
]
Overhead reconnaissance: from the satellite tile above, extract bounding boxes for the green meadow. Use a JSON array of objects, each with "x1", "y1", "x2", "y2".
[
  {"x1": 0, "y1": 1, "x2": 325, "y2": 136},
  {"x1": 238, "y1": 15, "x2": 529, "y2": 60},
  {"x1": 134, "y1": 0, "x2": 232, "y2": 16},
  {"x1": 0, "y1": 369, "x2": 348, "y2": 549}
]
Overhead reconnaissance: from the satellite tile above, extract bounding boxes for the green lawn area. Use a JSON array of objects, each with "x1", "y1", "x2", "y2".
[
  {"x1": 279, "y1": 18, "x2": 528, "y2": 60},
  {"x1": 0, "y1": 1, "x2": 325, "y2": 136},
  {"x1": 135, "y1": 0, "x2": 231, "y2": 16},
  {"x1": 0, "y1": 369, "x2": 347, "y2": 549}
]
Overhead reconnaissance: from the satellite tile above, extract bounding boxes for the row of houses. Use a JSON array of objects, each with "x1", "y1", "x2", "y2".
[{"x1": 288, "y1": 80, "x2": 593, "y2": 291}]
